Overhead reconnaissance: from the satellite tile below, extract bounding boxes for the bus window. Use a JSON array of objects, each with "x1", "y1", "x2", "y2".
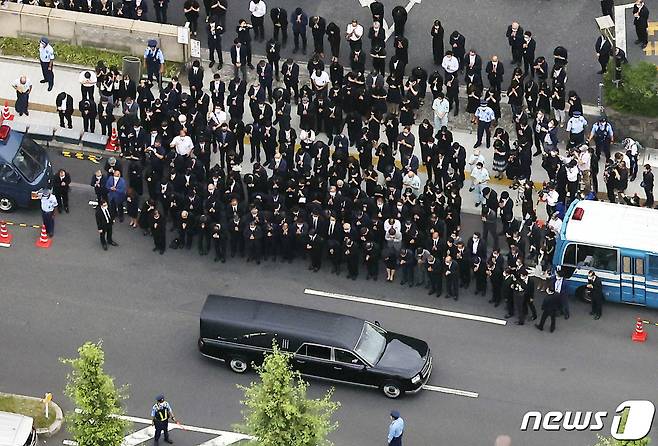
[
  {"x1": 575, "y1": 244, "x2": 618, "y2": 272},
  {"x1": 622, "y1": 257, "x2": 631, "y2": 274},
  {"x1": 562, "y1": 244, "x2": 576, "y2": 265},
  {"x1": 635, "y1": 258, "x2": 644, "y2": 275},
  {"x1": 648, "y1": 255, "x2": 658, "y2": 277}
]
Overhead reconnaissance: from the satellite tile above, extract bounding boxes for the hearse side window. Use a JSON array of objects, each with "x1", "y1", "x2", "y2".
[
  {"x1": 334, "y1": 349, "x2": 365, "y2": 366},
  {"x1": 298, "y1": 344, "x2": 331, "y2": 360},
  {"x1": 574, "y1": 244, "x2": 618, "y2": 272},
  {"x1": 562, "y1": 243, "x2": 576, "y2": 265}
]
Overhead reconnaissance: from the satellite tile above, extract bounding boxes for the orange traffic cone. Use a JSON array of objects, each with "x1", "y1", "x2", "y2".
[
  {"x1": 35, "y1": 224, "x2": 52, "y2": 249},
  {"x1": 105, "y1": 128, "x2": 119, "y2": 152},
  {"x1": 1, "y1": 100, "x2": 14, "y2": 121},
  {"x1": 632, "y1": 318, "x2": 647, "y2": 342},
  {"x1": 0, "y1": 221, "x2": 12, "y2": 248}
]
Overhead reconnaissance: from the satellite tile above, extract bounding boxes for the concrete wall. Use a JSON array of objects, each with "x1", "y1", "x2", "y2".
[{"x1": 0, "y1": 4, "x2": 188, "y2": 63}]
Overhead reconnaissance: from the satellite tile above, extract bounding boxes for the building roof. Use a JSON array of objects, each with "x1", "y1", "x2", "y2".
[
  {"x1": 562, "y1": 200, "x2": 658, "y2": 254},
  {"x1": 201, "y1": 295, "x2": 365, "y2": 350}
]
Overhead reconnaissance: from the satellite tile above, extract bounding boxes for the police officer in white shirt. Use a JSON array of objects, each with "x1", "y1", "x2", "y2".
[
  {"x1": 40, "y1": 189, "x2": 58, "y2": 237},
  {"x1": 38, "y1": 37, "x2": 55, "y2": 91}
]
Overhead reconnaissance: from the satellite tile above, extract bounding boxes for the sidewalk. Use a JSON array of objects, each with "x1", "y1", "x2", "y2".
[{"x1": 0, "y1": 55, "x2": 649, "y2": 218}]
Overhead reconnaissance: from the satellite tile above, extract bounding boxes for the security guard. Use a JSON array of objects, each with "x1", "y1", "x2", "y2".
[
  {"x1": 38, "y1": 37, "x2": 55, "y2": 91},
  {"x1": 151, "y1": 395, "x2": 177, "y2": 445},
  {"x1": 144, "y1": 40, "x2": 165, "y2": 90}
]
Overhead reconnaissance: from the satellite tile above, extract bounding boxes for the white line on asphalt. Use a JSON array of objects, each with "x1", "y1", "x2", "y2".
[
  {"x1": 116, "y1": 415, "x2": 252, "y2": 440},
  {"x1": 422, "y1": 385, "x2": 479, "y2": 398},
  {"x1": 615, "y1": 2, "x2": 635, "y2": 54},
  {"x1": 303, "y1": 289, "x2": 507, "y2": 326}
]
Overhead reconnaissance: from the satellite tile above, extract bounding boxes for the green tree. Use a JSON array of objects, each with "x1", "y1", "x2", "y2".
[
  {"x1": 61, "y1": 341, "x2": 128, "y2": 446},
  {"x1": 604, "y1": 61, "x2": 658, "y2": 117},
  {"x1": 238, "y1": 343, "x2": 340, "y2": 446},
  {"x1": 594, "y1": 435, "x2": 651, "y2": 446}
]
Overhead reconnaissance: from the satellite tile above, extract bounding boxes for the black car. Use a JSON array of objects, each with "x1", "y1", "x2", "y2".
[{"x1": 198, "y1": 295, "x2": 433, "y2": 398}]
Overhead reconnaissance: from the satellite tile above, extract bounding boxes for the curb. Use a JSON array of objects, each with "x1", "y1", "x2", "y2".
[{"x1": 0, "y1": 392, "x2": 64, "y2": 437}]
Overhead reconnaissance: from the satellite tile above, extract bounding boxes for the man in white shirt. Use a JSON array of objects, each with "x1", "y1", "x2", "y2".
[
  {"x1": 470, "y1": 161, "x2": 490, "y2": 207},
  {"x1": 249, "y1": 0, "x2": 267, "y2": 41},
  {"x1": 345, "y1": 19, "x2": 364, "y2": 51},
  {"x1": 467, "y1": 147, "x2": 486, "y2": 173},
  {"x1": 432, "y1": 92, "x2": 449, "y2": 129},
  {"x1": 402, "y1": 170, "x2": 421, "y2": 193},
  {"x1": 310, "y1": 69, "x2": 330, "y2": 95},
  {"x1": 79, "y1": 70, "x2": 97, "y2": 102},
  {"x1": 11, "y1": 75, "x2": 32, "y2": 116},
  {"x1": 441, "y1": 51, "x2": 459, "y2": 76},
  {"x1": 170, "y1": 129, "x2": 194, "y2": 156}
]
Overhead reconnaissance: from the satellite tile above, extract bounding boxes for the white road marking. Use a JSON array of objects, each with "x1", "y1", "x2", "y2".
[
  {"x1": 116, "y1": 415, "x2": 252, "y2": 442},
  {"x1": 422, "y1": 385, "x2": 479, "y2": 398},
  {"x1": 304, "y1": 289, "x2": 507, "y2": 326},
  {"x1": 615, "y1": 2, "x2": 635, "y2": 54}
]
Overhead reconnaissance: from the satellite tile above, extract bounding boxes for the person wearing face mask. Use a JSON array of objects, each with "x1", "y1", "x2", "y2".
[
  {"x1": 95, "y1": 199, "x2": 118, "y2": 251},
  {"x1": 38, "y1": 37, "x2": 55, "y2": 91},
  {"x1": 90, "y1": 170, "x2": 107, "y2": 203},
  {"x1": 52, "y1": 169, "x2": 71, "y2": 214},
  {"x1": 106, "y1": 170, "x2": 127, "y2": 223}
]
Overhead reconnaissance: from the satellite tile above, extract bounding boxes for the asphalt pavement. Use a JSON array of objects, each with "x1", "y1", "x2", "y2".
[
  {"x1": 158, "y1": 0, "x2": 607, "y2": 102},
  {"x1": 2, "y1": 170, "x2": 658, "y2": 446}
]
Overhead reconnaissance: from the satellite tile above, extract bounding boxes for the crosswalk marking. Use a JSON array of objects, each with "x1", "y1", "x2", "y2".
[{"x1": 65, "y1": 414, "x2": 251, "y2": 446}]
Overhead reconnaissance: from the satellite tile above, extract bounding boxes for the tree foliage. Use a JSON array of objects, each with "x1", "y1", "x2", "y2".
[
  {"x1": 594, "y1": 435, "x2": 651, "y2": 446},
  {"x1": 61, "y1": 341, "x2": 128, "y2": 446},
  {"x1": 238, "y1": 343, "x2": 340, "y2": 446},
  {"x1": 604, "y1": 61, "x2": 658, "y2": 117}
]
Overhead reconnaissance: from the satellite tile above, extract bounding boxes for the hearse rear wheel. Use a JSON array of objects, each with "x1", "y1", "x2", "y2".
[{"x1": 227, "y1": 356, "x2": 250, "y2": 373}]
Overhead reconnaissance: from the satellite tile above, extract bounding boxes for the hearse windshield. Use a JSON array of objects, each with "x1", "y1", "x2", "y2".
[
  {"x1": 13, "y1": 136, "x2": 46, "y2": 182},
  {"x1": 354, "y1": 322, "x2": 386, "y2": 365}
]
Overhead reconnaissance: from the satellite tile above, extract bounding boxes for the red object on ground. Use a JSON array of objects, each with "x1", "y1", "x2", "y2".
[
  {"x1": 35, "y1": 224, "x2": 52, "y2": 249},
  {"x1": 632, "y1": 318, "x2": 648, "y2": 342},
  {"x1": 0, "y1": 221, "x2": 12, "y2": 248}
]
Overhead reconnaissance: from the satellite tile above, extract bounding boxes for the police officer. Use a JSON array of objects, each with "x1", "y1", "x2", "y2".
[
  {"x1": 144, "y1": 40, "x2": 165, "y2": 90},
  {"x1": 38, "y1": 37, "x2": 55, "y2": 91},
  {"x1": 40, "y1": 189, "x2": 58, "y2": 237},
  {"x1": 151, "y1": 395, "x2": 177, "y2": 445},
  {"x1": 388, "y1": 410, "x2": 404, "y2": 446}
]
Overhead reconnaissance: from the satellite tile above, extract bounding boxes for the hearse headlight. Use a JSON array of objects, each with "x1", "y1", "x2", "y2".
[{"x1": 411, "y1": 374, "x2": 421, "y2": 384}]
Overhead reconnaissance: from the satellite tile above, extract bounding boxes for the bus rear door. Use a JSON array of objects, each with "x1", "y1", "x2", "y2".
[{"x1": 620, "y1": 255, "x2": 646, "y2": 305}]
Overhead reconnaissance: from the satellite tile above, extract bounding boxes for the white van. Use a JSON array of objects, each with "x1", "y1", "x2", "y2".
[{"x1": 0, "y1": 411, "x2": 38, "y2": 446}]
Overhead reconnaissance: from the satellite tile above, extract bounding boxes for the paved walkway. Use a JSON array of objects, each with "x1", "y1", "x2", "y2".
[{"x1": 0, "y1": 55, "x2": 648, "y2": 218}]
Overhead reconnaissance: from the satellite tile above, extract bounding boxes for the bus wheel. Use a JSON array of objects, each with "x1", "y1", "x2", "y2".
[
  {"x1": 227, "y1": 356, "x2": 250, "y2": 374},
  {"x1": 0, "y1": 195, "x2": 16, "y2": 212},
  {"x1": 576, "y1": 286, "x2": 590, "y2": 303}
]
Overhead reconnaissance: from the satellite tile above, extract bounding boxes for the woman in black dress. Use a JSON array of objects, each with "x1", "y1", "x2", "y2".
[
  {"x1": 431, "y1": 20, "x2": 444, "y2": 66},
  {"x1": 466, "y1": 83, "x2": 482, "y2": 124}
]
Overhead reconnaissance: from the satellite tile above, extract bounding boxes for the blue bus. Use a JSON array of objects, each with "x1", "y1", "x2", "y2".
[{"x1": 554, "y1": 199, "x2": 658, "y2": 308}]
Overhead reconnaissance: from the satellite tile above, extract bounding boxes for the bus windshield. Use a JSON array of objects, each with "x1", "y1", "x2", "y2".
[
  {"x1": 354, "y1": 322, "x2": 387, "y2": 365},
  {"x1": 13, "y1": 136, "x2": 46, "y2": 182}
]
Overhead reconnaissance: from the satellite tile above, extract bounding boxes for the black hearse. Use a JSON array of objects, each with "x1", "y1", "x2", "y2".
[{"x1": 198, "y1": 295, "x2": 433, "y2": 398}]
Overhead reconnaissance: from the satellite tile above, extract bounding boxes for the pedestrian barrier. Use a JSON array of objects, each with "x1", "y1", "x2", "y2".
[
  {"x1": 105, "y1": 128, "x2": 120, "y2": 152},
  {"x1": 0, "y1": 221, "x2": 13, "y2": 248},
  {"x1": 3, "y1": 221, "x2": 42, "y2": 229},
  {"x1": 35, "y1": 225, "x2": 52, "y2": 249},
  {"x1": 1, "y1": 100, "x2": 14, "y2": 121},
  {"x1": 632, "y1": 317, "x2": 648, "y2": 343},
  {"x1": 61, "y1": 151, "x2": 103, "y2": 164}
]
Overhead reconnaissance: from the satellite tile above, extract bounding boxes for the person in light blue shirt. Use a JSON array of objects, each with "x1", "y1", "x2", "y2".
[
  {"x1": 144, "y1": 40, "x2": 165, "y2": 89},
  {"x1": 474, "y1": 99, "x2": 495, "y2": 148},
  {"x1": 40, "y1": 189, "x2": 58, "y2": 237},
  {"x1": 566, "y1": 110, "x2": 587, "y2": 149},
  {"x1": 38, "y1": 37, "x2": 55, "y2": 91},
  {"x1": 387, "y1": 410, "x2": 404, "y2": 446}
]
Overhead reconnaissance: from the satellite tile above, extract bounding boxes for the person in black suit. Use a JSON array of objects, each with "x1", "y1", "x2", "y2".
[
  {"x1": 601, "y1": 0, "x2": 613, "y2": 18},
  {"x1": 391, "y1": 5, "x2": 407, "y2": 37},
  {"x1": 97, "y1": 96, "x2": 114, "y2": 136},
  {"x1": 587, "y1": 270, "x2": 604, "y2": 319},
  {"x1": 282, "y1": 58, "x2": 300, "y2": 103},
  {"x1": 522, "y1": 31, "x2": 536, "y2": 77},
  {"x1": 187, "y1": 60, "x2": 204, "y2": 101},
  {"x1": 207, "y1": 21, "x2": 224, "y2": 69},
  {"x1": 306, "y1": 229, "x2": 325, "y2": 271},
  {"x1": 370, "y1": 1, "x2": 384, "y2": 23},
  {"x1": 595, "y1": 35, "x2": 612, "y2": 74},
  {"x1": 270, "y1": 7, "x2": 288, "y2": 46},
  {"x1": 535, "y1": 291, "x2": 560, "y2": 332},
  {"x1": 642, "y1": 164, "x2": 654, "y2": 207},
  {"x1": 96, "y1": 199, "x2": 118, "y2": 250},
  {"x1": 55, "y1": 92, "x2": 74, "y2": 129},
  {"x1": 633, "y1": 0, "x2": 649, "y2": 48},
  {"x1": 506, "y1": 21, "x2": 524, "y2": 66},
  {"x1": 444, "y1": 255, "x2": 459, "y2": 300},
  {"x1": 485, "y1": 55, "x2": 504, "y2": 92},
  {"x1": 463, "y1": 49, "x2": 482, "y2": 85},
  {"x1": 230, "y1": 39, "x2": 248, "y2": 81},
  {"x1": 79, "y1": 99, "x2": 97, "y2": 133},
  {"x1": 431, "y1": 20, "x2": 444, "y2": 66}
]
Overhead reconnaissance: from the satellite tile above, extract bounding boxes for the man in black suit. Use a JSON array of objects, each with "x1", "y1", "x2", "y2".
[
  {"x1": 55, "y1": 91, "x2": 74, "y2": 129},
  {"x1": 587, "y1": 270, "x2": 604, "y2": 319},
  {"x1": 463, "y1": 49, "x2": 482, "y2": 84},
  {"x1": 485, "y1": 55, "x2": 504, "y2": 92},
  {"x1": 207, "y1": 21, "x2": 224, "y2": 69},
  {"x1": 506, "y1": 21, "x2": 524, "y2": 66},
  {"x1": 536, "y1": 291, "x2": 561, "y2": 332},
  {"x1": 95, "y1": 199, "x2": 118, "y2": 250},
  {"x1": 467, "y1": 232, "x2": 487, "y2": 262},
  {"x1": 282, "y1": 58, "x2": 300, "y2": 103},
  {"x1": 595, "y1": 35, "x2": 612, "y2": 74},
  {"x1": 633, "y1": 0, "x2": 650, "y2": 48},
  {"x1": 187, "y1": 60, "x2": 204, "y2": 101},
  {"x1": 270, "y1": 7, "x2": 288, "y2": 45},
  {"x1": 230, "y1": 39, "x2": 248, "y2": 81},
  {"x1": 445, "y1": 255, "x2": 459, "y2": 300},
  {"x1": 522, "y1": 31, "x2": 536, "y2": 77},
  {"x1": 306, "y1": 229, "x2": 325, "y2": 271}
]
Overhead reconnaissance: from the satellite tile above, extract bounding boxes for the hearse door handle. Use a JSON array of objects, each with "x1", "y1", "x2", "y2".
[
  {"x1": 333, "y1": 366, "x2": 343, "y2": 370},
  {"x1": 295, "y1": 359, "x2": 306, "y2": 364}
]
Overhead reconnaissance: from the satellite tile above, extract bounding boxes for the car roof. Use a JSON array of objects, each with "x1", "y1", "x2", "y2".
[
  {"x1": 201, "y1": 295, "x2": 365, "y2": 350},
  {"x1": 563, "y1": 200, "x2": 658, "y2": 254},
  {"x1": 0, "y1": 128, "x2": 23, "y2": 163},
  {"x1": 0, "y1": 411, "x2": 33, "y2": 446}
]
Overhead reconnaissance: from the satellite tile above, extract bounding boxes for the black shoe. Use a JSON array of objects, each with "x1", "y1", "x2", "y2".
[
  {"x1": 473, "y1": 143, "x2": 481, "y2": 149},
  {"x1": 160, "y1": 249, "x2": 165, "y2": 255},
  {"x1": 48, "y1": 85, "x2": 53, "y2": 91},
  {"x1": 504, "y1": 313, "x2": 512, "y2": 319},
  {"x1": 218, "y1": 63, "x2": 223, "y2": 70},
  {"x1": 102, "y1": 244, "x2": 108, "y2": 251},
  {"x1": 68, "y1": 124, "x2": 72, "y2": 129},
  {"x1": 40, "y1": 79, "x2": 48, "y2": 83},
  {"x1": 209, "y1": 61, "x2": 215, "y2": 68},
  {"x1": 165, "y1": 440, "x2": 173, "y2": 444},
  {"x1": 494, "y1": 303, "x2": 500, "y2": 307},
  {"x1": 109, "y1": 241, "x2": 118, "y2": 246},
  {"x1": 214, "y1": 256, "x2": 219, "y2": 262},
  {"x1": 533, "y1": 151, "x2": 542, "y2": 157},
  {"x1": 549, "y1": 327, "x2": 555, "y2": 333},
  {"x1": 564, "y1": 313, "x2": 570, "y2": 320},
  {"x1": 594, "y1": 315, "x2": 600, "y2": 320},
  {"x1": 248, "y1": 64, "x2": 255, "y2": 70},
  {"x1": 535, "y1": 324, "x2": 543, "y2": 331},
  {"x1": 153, "y1": 247, "x2": 158, "y2": 251},
  {"x1": 65, "y1": 207, "x2": 70, "y2": 213},
  {"x1": 428, "y1": 289, "x2": 435, "y2": 295},
  {"x1": 641, "y1": 43, "x2": 647, "y2": 49},
  {"x1": 488, "y1": 299, "x2": 494, "y2": 303},
  {"x1": 634, "y1": 39, "x2": 641, "y2": 44},
  {"x1": 531, "y1": 315, "x2": 537, "y2": 321},
  {"x1": 515, "y1": 321, "x2": 524, "y2": 325},
  {"x1": 453, "y1": 296, "x2": 458, "y2": 301}
]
